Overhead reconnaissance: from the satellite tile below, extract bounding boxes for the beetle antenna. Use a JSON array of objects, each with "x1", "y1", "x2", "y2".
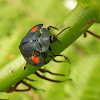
[{"x1": 56, "y1": 27, "x2": 70, "y2": 37}]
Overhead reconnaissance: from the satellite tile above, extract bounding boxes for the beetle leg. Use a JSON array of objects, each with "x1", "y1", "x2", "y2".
[
  {"x1": 47, "y1": 26, "x2": 58, "y2": 31},
  {"x1": 54, "y1": 54, "x2": 71, "y2": 64},
  {"x1": 39, "y1": 68, "x2": 65, "y2": 76},
  {"x1": 49, "y1": 46, "x2": 54, "y2": 55},
  {"x1": 84, "y1": 30, "x2": 100, "y2": 39},
  {"x1": 53, "y1": 58, "x2": 65, "y2": 63},
  {"x1": 49, "y1": 46, "x2": 70, "y2": 63},
  {"x1": 23, "y1": 62, "x2": 27, "y2": 70},
  {"x1": 48, "y1": 54, "x2": 65, "y2": 63},
  {"x1": 35, "y1": 72, "x2": 71, "y2": 83}
]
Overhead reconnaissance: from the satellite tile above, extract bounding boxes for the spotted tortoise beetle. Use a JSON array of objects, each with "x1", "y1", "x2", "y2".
[
  {"x1": 19, "y1": 24, "x2": 70, "y2": 69},
  {"x1": 7, "y1": 24, "x2": 71, "y2": 93}
]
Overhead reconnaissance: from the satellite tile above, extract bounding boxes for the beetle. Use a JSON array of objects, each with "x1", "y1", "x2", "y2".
[
  {"x1": 19, "y1": 24, "x2": 70, "y2": 69},
  {"x1": 7, "y1": 24, "x2": 71, "y2": 93}
]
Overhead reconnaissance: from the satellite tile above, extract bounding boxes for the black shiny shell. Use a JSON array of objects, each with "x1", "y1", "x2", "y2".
[{"x1": 19, "y1": 24, "x2": 50, "y2": 66}]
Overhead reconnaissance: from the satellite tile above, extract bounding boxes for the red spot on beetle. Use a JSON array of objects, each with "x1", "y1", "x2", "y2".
[
  {"x1": 31, "y1": 55, "x2": 40, "y2": 64},
  {"x1": 31, "y1": 26, "x2": 38, "y2": 32}
]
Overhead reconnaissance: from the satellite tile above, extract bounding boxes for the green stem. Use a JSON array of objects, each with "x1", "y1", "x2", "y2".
[
  {"x1": 51, "y1": 4, "x2": 98, "y2": 54},
  {"x1": 0, "y1": 1, "x2": 100, "y2": 92},
  {"x1": 0, "y1": 56, "x2": 42, "y2": 92}
]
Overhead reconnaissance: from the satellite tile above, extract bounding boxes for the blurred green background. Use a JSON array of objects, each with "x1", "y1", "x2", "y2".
[{"x1": 0, "y1": 0, "x2": 100, "y2": 100}]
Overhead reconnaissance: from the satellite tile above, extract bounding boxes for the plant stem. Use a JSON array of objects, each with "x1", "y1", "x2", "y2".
[{"x1": 50, "y1": 4, "x2": 99, "y2": 54}]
